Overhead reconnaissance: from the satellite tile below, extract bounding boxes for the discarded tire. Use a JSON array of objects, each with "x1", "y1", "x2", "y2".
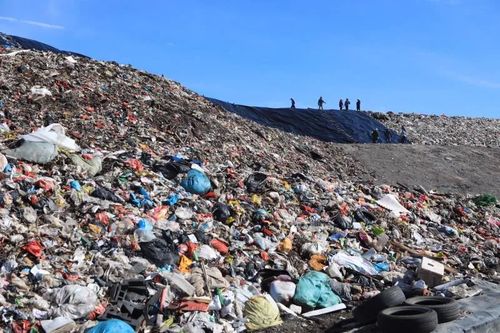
[
  {"x1": 404, "y1": 296, "x2": 460, "y2": 323},
  {"x1": 353, "y1": 286, "x2": 406, "y2": 324},
  {"x1": 377, "y1": 306, "x2": 438, "y2": 333}
]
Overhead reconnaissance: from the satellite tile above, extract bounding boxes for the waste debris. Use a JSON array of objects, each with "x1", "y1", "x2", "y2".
[
  {"x1": 376, "y1": 112, "x2": 500, "y2": 147},
  {"x1": 0, "y1": 47, "x2": 498, "y2": 333}
]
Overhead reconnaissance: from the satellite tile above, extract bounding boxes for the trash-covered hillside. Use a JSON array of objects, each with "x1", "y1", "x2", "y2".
[
  {"x1": 372, "y1": 112, "x2": 500, "y2": 147},
  {"x1": 0, "y1": 48, "x2": 498, "y2": 333},
  {"x1": 0, "y1": 49, "x2": 362, "y2": 180}
]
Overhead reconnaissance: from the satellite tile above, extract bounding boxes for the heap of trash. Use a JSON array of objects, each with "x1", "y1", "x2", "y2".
[
  {"x1": 0, "y1": 48, "x2": 498, "y2": 333},
  {"x1": 373, "y1": 112, "x2": 500, "y2": 147}
]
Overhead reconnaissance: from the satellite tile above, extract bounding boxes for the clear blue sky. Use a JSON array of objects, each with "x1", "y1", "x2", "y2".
[{"x1": 1, "y1": 0, "x2": 499, "y2": 118}]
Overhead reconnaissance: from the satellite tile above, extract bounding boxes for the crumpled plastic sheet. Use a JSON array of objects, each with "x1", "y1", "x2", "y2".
[{"x1": 44, "y1": 285, "x2": 98, "y2": 319}]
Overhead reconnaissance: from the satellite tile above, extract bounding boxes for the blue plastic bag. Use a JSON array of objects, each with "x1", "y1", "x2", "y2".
[
  {"x1": 130, "y1": 187, "x2": 154, "y2": 208},
  {"x1": 70, "y1": 180, "x2": 81, "y2": 191},
  {"x1": 293, "y1": 271, "x2": 341, "y2": 308},
  {"x1": 180, "y1": 169, "x2": 211, "y2": 195},
  {"x1": 86, "y1": 319, "x2": 134, "y2": 333},
  {"x1": 137, "y1": 219, "x2": 153, "y2": 230},
  {"x1": 374, "y1": 262, "x2": 390, "y2": 272},
  {"x1": 165, "y1": 193, "x2": 179, "y2": 206},
  {"x1": 3, "y1": 163, "x2": 13, "y2": 173}
]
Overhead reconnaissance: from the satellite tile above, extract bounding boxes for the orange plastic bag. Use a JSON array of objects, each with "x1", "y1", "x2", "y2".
[
  {"x1": 309, "y1": 254, "x2": 327, "y2": 271},
  {"x1": 278, "y1": 238, "x2": 292, "y2": 253},
  {"x1": 210, "y1": 239, "x2": 229, "y2": 255}
]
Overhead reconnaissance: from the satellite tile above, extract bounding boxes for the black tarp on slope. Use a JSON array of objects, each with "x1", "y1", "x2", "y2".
[
  {"x1": 209, "y1": 98, "x2": 401, "y2": 144},
  {"x1": 0, "y1": 33, "x2": 87, "y2": 58}
]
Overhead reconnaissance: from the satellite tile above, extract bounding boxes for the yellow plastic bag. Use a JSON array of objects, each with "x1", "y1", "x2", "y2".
[
  {"x1": 244, "y1": 295, "x2": 282, "y2": 331},
  {"x1": 278, "y1": 238, "x2": 292, "y2": 253},
  {"x1": 178, "y1": 255, "x2": 193, "y2": 273}
]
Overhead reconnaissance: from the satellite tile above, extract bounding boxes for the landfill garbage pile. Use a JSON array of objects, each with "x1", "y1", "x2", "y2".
[
  {"x1": 372, "y1": 112, "x2": 500, "y2": 147},
  {"x1": 0, "y1": 48, "x2": 498, "y2": 333},
  {"x1": 0, "y1": 48, "x2": 362, "y2": 181}
]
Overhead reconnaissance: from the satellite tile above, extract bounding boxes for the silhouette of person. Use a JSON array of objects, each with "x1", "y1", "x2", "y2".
[
  {"x1": 384, "y1": 128, "x2": 392, "y2": 142},
  {"x1": 400, "y1": 125, "x2": 408, "y2": 143},
  {"x1": 339, "y1": 99, "x2": 344, "y2": 111},
  {"x1": 318, "y1": 96, "x2": 325, "y2": 110},
  {"x1": 345, "y1": 98, "x2": 351, "y2": 111},
  {"x1": 356, "y1": 99, "x2": 361, "y2": 112},
  {"x1": 371, "y1": 129, "x2": 379, "y2": 143},
  {"x1": 290, "y1": 98, "x2": 296, "y2": 109}
]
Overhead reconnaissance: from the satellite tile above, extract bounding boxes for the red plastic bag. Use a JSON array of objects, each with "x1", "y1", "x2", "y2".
[
  {"x1": 22, "y1": 240, "x2": 43, "y2": 257},
  {"x1": 95, "y1": 211, "x2": 110, "y2": 225},
  {"x1": 210, "y1": 239, "x2": 229, "y2": 255},
  {"x1": 179, "y1": 300, "x2": 209, "y2": 312},
  {"x1": 126, "y1": 159, "x2": 144, "y2": 172}
]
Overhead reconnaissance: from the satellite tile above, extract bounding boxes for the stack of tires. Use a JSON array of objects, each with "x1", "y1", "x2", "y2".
[{"x1": 353, "y1": 286, "x2": 460, "y2": 333}]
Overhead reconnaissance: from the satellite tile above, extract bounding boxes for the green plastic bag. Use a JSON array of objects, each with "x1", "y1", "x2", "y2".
[
  {"x1": 473, "y1": 194, "x2": 497, "y2": 207},
  {"x1": 293, "y1": 271, "x2": 341, "y2": 308}
]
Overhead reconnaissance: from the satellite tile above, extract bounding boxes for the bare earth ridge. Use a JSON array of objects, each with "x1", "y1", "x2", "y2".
[{"x1": 341, "y1": 144, "x2": 500, "y2": 197}]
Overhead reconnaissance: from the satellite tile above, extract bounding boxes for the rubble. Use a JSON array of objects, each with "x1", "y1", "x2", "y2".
[
  {"x1": 0, "y1": 47, "x2": 498, "y2": 333},
  {"x1": 376, "y1": 112, "x2": 500, "y2": 147}
]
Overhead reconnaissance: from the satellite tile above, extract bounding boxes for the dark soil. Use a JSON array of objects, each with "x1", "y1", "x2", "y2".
[{"x1": 340, "y1": 144, "x2": 500, "y2": 197}]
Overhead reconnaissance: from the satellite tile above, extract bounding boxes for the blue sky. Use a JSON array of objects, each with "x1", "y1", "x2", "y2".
[{"x1": 0, "y1": 0, "x2": 499, "y2": 118}]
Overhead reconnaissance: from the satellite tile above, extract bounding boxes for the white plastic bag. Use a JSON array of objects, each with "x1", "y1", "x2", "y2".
[
  {"x1": 4, "y1": 141, "x2": 58, "y2": 164},
  {"x1": 0, "y1": 153, "x2": 7, "y2": 171},
  {"x1": 30, "y1": 86, "x2": 52, "y2": 97},
  {"x1": 326, "y1": 262, "x2": 344, "y2": 280},
  {"x1": 331, "y1": 251, "x2": 379, "y2": 276},
  {"x1": 376, "y1": 194, "x2": 409, "y2": 215},
  {"x1": 45, "y1": 285, "x2": 97, "y2": 319},
  {"x1": 198, "y1": 244, "x2": 219, "y2": 260},
  {"x1": 22, "y1": 123, "x2": 80, "y2": 151},
  {"x1": 160, "y1": 272, "x2": 195, "y2": 296},
  {"x1": 269, "y1": 280, "x2": 296, "y2": 304}
]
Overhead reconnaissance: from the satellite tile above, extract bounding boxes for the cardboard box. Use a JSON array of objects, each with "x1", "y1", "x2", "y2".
[{"x1": 418, "y1": 257, "x2": 444, "y2": 287}]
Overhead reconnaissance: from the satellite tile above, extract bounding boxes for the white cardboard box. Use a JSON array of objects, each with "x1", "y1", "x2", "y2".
[{"x1": 418, "y1": 257, "x2": 445, "y2": 287}]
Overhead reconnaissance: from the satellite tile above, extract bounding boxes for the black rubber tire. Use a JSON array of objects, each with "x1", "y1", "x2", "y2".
[
  {"x1": 353, "y1": 286, "x2": 406, "y2": 324},
  {"x1": 404, "y1": 296, "x2": 460, "y2": 323},
  {"x1": 377, "y1": 306, "x2": 438, "y2": 333}
]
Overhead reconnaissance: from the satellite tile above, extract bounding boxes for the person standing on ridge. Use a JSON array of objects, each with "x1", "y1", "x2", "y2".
[
  {"x1": 339, "y1": 99, "x2": 344, "y2": 111},
  {"x1": 318, "y1": 96, "x2": 325, "y2": 110},
  {"x1": 371, "y1": 128, "x2": 379, "y2": 143},
  {"x1": 290, "y1": 98, "x2": 296, "y2": 109},
  {"x1": 384, "y1": 128, "x2": 392, "y2": 142},
  {"x1": 345, "y1": 98, "x2": 351, "y2": 111},
  {"x1": 356, "y1": 99, "x2": 361, "y2": 111},
  {"x1": 400, "y1": 125, "x2": 408, "y2": 143}
]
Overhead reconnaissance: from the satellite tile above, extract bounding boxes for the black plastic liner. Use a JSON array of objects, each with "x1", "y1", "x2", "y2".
[
  {"x1": 0, "y1": 32, "x2": 88, "y2": 58},
  {"x1": 209, "y1": 98, "x2": 402, "y2": 144}
]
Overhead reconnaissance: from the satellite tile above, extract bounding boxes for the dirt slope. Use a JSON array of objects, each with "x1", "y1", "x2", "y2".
[{"x1": 341, "y1": 144, "x2": 500, "y2": 196}]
